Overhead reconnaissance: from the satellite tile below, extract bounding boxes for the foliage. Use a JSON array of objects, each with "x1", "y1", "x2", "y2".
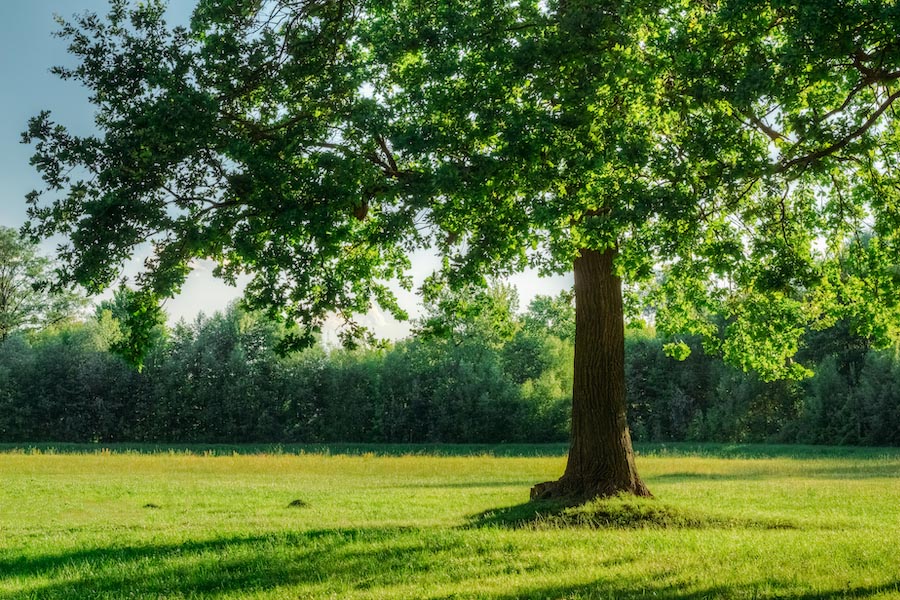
[
  {"x1": 521, "y1": 291, "x2": 575, "y2": 343},
  {"x1": 0, "y1": 226, "x2": 84, "y2": 339},
  {"x1": 2, "y1": 290, "x2": 900, "y2": 448},
  {"x1": 96, "y1": 286, "x2": 167, "y2": 369},
  {"x1": 22, "y1": 0, "x2": 900, "y2": 380},
  {"x1": 0, "y1": 321, "x2": 140, "y2": 442},
  {"x1": 415, "y1": 281, "x2": 521, "y2": 348}
]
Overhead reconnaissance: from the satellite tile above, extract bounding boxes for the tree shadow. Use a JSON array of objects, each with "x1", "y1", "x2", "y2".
[
  {"x1": 5, "y1": 523, "x2": 895, "y2": 599},
  {"x1": 0, "y1": 527, "x2": 432, "y2": 599},
  {"x1": 650, "y1": 462, "x2": 900, "y2": 483},
  {"x1": 433, "y1": 576, "x2": 900, "y2": 600},
  {"x1": 803, "y1": 463, "x2": 900, "y2": 479},
  {"x1": 467, "y1": 499, "x2": 574, "y2": 528},
  {"x1": 467, "y1": 498, "x2": 798, "y2": 530},
  {"x1": 651, "y1": 471, "x2": 768, "y2": 482},
  {"x1": 396, "y1": 481, "x2": 540, "y2": 489}
]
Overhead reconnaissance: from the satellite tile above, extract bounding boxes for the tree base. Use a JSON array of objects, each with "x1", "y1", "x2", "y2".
[{"x1": 530, "y1": 474, "x2": 652, "y2": 503}]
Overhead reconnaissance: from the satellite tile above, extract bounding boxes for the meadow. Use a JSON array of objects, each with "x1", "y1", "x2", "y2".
[{"x1": 2, "y1": 444, "x2": 900, "y2": 599}]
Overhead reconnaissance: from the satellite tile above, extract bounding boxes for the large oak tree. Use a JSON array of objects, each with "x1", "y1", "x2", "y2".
[{"x1": 24, "y1": 0, "x2": 900, "y2": 501}]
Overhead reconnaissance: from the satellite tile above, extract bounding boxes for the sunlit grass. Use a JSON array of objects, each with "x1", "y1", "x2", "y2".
[{"x1": 2, "y1": 445, "x2": 900, "y2": 599}]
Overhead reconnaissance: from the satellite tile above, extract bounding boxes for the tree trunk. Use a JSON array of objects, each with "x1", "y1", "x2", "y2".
[{"x1": 531, "y1": 247, "x2": 651, "y2": 502}]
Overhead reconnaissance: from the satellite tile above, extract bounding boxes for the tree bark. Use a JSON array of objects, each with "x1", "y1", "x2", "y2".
[{"x1": 531, "y1": 247, "x2": 651, "y2": 502}]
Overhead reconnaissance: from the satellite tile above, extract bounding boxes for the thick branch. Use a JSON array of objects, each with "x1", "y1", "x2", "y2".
[{"x1": 777, "y1": 87, "x2": 900, "y2": 174}]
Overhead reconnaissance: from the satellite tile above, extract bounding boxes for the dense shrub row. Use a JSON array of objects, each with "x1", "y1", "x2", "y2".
[
  {"x1": 0, "y1": 305, "x2": 567, "y2": 443},
  {"x1": 1, "y1": 300, "x2": 898, "y2": 446}
]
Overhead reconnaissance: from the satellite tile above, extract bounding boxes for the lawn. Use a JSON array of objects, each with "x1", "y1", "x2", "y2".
[{"x1": 2, "y1": 444, "x2": 900, "y2": 599}]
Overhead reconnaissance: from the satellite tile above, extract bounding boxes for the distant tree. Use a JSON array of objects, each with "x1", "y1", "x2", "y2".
[
  {"x1": 0, "y1": 226, "x2": 83, "y2": 339},
  {"x1": 522, "y1": 292, "x2": 576, "y2": 343},
  {"x1": 854, "y1": 351, "x2": 900, "y2": 446},
  {"x1": 24, "y1": 0, "x2": 900, "y2": 501},
  {"x1": 95, "y1": 286, "x2": 167, "y2": 369},
  {"x1": 416, "y1": 281, "x2": 520, "y2": 348}
]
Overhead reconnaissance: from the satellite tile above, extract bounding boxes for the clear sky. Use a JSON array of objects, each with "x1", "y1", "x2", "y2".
[{"x1": 0, "y1": 1, "x2": 571, "y2": 336}]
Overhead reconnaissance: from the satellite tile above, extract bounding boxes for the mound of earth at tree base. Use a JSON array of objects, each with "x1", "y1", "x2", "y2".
[{"x1": 472, "y1": 496, "x2": 798, "y2": 531}]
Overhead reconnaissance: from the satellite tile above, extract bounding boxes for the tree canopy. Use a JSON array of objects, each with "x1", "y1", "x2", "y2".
[{"x1": 24, "y1": 0, "x2": 900, "y2": 373}]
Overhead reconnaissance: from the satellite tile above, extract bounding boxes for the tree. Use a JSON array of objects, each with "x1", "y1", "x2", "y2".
[
  {"x1": 24, "y1": 0, "x2": 900, "y2": 501},
  {"x1": 95, "y1": 286, "x2": 167, "y2": 369},
  {"x1": 0, "y1": 226, "x2": 83, "y2": 339},
  {"x1": 416, "y1": 281, "x2": 520, "y2": 348},
  {"x1": 522, "y1": 292, "x2": 576, "y2": 343}
]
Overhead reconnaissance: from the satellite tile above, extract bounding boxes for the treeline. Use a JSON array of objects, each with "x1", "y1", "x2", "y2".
[
  {"x1": 0, "y1": 298, "x2": 570, "y2": 444},
  {"x1": 1, "y1": 290, "x2": 899, "y2": 446}
]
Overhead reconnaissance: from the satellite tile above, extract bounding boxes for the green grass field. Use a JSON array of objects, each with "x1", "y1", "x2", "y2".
[{"x1": 2, "y1": 444, "x2": 900, "y2": 599}]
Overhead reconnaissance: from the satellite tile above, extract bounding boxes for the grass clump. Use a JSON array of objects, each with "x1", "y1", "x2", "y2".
[{"x1": 559, "y1": 496, "x2": 711, "y2": 529}]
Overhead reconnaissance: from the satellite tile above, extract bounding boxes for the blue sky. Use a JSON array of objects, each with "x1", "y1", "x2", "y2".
[
  {"x1": 0, "y1": 1, "x2": 194, "y2": 228},
  {"x1": 0, "y1": 1, "x2": 248, "y2": 326},
  {"x1": 0, "y1": 0, "x2": 98, "y2": 228},
  {"x1": 0, "y1": 1, "x2": 570, "y2": 333}
]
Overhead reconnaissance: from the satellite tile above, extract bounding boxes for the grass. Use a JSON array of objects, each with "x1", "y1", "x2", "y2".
[
  {"x1": 2, "y1": 444, "x2": 900, "y2": 599},
  {"x1": 0, "y1": 442, "x2": 571, "y2": 457}
]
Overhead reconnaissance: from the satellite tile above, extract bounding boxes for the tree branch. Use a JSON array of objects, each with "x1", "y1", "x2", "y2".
[
  {"x1": 736, "y1": 109, "x2": 785, "y2": 143},
  {"x1": 777, "y1": 87, "x2": 900, "y2": 174}
]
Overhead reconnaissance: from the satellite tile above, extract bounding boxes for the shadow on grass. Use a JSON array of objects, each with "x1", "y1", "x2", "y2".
[
  {"x1": 650, "y1": 462, "x2": 900, "y2": 484},
  {"x1": 803, "y1": 463, "x2": 900, "y2": 479},
  {"x1": 0, "y1": 527, "x2": 433, "y2": 599},
  {"x1": 437, "y1": 577, "x2": 900, "y2": 600},
  {"x1": 397, "y1": 481, "x2": 540, "y2": 489},
  {"x1": 5, "y1": 525, "x2": 897, "y2": 600},
  {"x1": 635, "y1": 443, "x2": 900, "y2": 460},
  {"x1": 468, "y1": 497, "x2": 798, "y2": 530},
  {"x1": 651, "y1": 471, "x2": 768, "y2": 483}
]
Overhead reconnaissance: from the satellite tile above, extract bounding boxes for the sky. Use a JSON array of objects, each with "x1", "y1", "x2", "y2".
[{"x1": 0, "y1": 1, "x2": 572, "y2": 338}]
